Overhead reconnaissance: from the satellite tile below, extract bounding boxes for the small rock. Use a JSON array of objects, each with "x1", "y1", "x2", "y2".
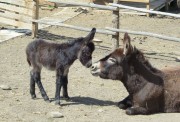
[
  {"x1": 0, "y1": 85, "x2": 11, "y2": 90},
  {"x1": 33, "y1": 111, "x2": 41, "y2": 114},
  {"x1": 176, "y1": 57, "x2": 180, "y2": 62},
  {"x1": 143, "y1": 36, "x2": 147, "y2": 40},
  {"x1": 48, "y1": 112, "x2": 64, "y2": 118},
  {"x1": 98, "y1": 109, "x2": 104, "y2": 113}
]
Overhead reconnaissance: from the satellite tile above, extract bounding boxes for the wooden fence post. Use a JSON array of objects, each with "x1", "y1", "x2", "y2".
[
  {"x1": 112, "y1": 0, "x2": 119, "y2": 50},
  {"x1": 146, "y1": 0, "x2": 150, "y2": 17},
  {"x1": 32, "y1": 0, "x2": 39, "y2": 38}
]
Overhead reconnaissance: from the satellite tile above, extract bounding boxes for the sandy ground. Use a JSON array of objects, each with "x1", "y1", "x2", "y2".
[{"x1": 0, "y1": 6, "x2": 180, "y2": 122}]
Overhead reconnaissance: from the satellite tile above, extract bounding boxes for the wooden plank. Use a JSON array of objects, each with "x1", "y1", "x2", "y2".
[
  {"x1": 0, "y1": 10, "x2": 32, "y2": 23},
  {"x1": 119, "y1": 0, "x2": 149, "y2": 3},
  {"x1": 0, "y1": 0, "x2": 34, "y2": 9},
  {"x1": 47, "y1": 0, "x2": 118, "y2": 11},
  {"x1": 0, "y1": 3, "x2": 33, "y2": 16},
  {"x1": 110, "y1": 3, "x2": 180, "y2": 18},
  {"x1": 0, "y1": 17, "x2": 32, "y2": 29}
]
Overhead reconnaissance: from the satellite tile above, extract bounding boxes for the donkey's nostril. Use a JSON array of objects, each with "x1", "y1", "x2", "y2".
[{"x1": 91, "y1": 65, "x2": 96, "y2": 70}]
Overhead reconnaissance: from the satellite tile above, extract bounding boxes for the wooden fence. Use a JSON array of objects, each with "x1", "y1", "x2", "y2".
[
  {"x1": 43, "y1": 0, "x2": 180, "y2": 43},
  {"x1": 0, "y1": 0, "x2": 39, "y2": 37},
  {"x1": 0, "y1": 0, "x2": 180, "y2": 48}
]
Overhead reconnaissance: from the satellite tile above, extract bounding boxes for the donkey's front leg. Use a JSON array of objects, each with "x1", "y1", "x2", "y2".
[
  {"x1": 118, "y1": 95, "x2": 132, "y2": 109},
  {"x1": 126, "y1": 106, "x2": 149, "y2": 115},
  {"x1": 62, "y1": 75, "x2": 70, "y2": 100}
]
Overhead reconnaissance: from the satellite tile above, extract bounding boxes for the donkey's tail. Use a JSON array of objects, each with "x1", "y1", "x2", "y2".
[{"x1": 27, "y1": 58, "x2": 31, "y2": 66}]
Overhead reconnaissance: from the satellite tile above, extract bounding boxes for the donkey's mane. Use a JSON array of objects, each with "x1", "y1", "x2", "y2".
[
  {"x1": 129, "y1": 47, "x2": 164, "y2": 85},
  {"x1": 55, "y1": 37, "x2": 84, "y2": 48},
  {"x1": 131, "y1": 47, "x2": 160, "y2": 74},
  {"x1": 65, "y1": 37, "x2": 84, "y2": 46},
  {"x1": 38, "y1": 37, "x2": 84, "y2": 49}
]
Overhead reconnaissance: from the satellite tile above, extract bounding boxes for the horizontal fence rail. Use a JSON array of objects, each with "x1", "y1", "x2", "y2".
[
  {"x1": 106, "y1": 27, "x2": 180, "y2": 42},
  {"x1": 47, "y1": 0, "x2": 118, "y2": 11},
  {"x1": 0, "y1": 3, "x2": 33, "y2": 16},
  {"x1": 0, "y1": 0, "x2": 34, "y2": 9},
  {"x1": 31, "y1": 19, "x2": 117, "y2": 35},
  {"x1": 110, "y1": 3, "x2": 180, "y2": 18}
]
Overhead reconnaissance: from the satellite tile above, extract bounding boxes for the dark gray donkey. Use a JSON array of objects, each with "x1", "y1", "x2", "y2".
[{"x1": 26, "y1": 28, "x2": 96, "y2": 105}]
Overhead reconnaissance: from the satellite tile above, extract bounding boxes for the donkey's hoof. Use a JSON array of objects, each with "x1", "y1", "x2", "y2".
[
  {"x1": 44, "y1": 96, "x2": 50, "y2": 102},
  {"x1": 45, "y1": 99, "x2": 51, "y2": 103},
  {"x1": 55, "y1": 101, "x2": 60, "y2": 105},
  {"x1": 126, "y1": 108, "x2": 135, "y2": 115},
  {"x1": 118, "y1": 103, "x2": 128, "y2": 110},
  {"x1": 62, "y1": 96, "x2": 70, "y2": 101},
  {"x1": 31, "y1": 95, "x2": 36, "y2": 99}
]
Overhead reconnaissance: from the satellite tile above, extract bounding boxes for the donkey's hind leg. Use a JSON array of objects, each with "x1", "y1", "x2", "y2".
[
  {"x1": 62, "y1": 75, "x2": 70, "y2": 100},
  {"x1": 30, "y1": 71, "x2": 36, "y2": 99},
  {"x1": 31, "y1": 70, "x2": 50, "y2": 102},
  {"x1": 126, "y1": 106, "x2": 148, "y2": 115}
]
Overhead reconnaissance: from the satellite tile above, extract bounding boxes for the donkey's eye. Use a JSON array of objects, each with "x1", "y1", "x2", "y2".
[
  {"x1": 108, "y1": 58, "x2": 116, "y2": 64},
  {"x1": 86, "y1": 52, "x2": 91, "y2": 56}
]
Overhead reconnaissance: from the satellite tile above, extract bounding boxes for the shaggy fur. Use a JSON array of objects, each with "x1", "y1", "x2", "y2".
[
  {"x1": 91, "y1": 33, "x2": 180, "y2": 115},
  {"x1": 26, "y1": 28, "x2": 96, "y2": 105}
]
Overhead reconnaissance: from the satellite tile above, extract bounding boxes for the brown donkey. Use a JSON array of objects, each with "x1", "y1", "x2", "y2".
[
  {"x1": 91, "y1": 33, "x2": 180, "y2": 115},
  {"x1": 26, "y1": 28, "x2": 96, "y2": 105}
]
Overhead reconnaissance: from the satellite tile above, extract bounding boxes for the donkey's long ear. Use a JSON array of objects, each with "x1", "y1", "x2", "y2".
[
  {"x1": 83, "y1": 28, "x2": 96, "y2": 44},
  {"x1": 123, "y1": 33, "x2": 133, "y2": 55}
]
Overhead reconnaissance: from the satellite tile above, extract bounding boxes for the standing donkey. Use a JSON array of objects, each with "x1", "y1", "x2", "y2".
[
  {"x1": 91, "y1": 33, "x2": 180, "y2": 115},
  {"x1": 26, "y1": 28, "x2": 96, "y2": 105}
]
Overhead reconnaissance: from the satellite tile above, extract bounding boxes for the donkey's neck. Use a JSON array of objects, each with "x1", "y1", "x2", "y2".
[
  {"x1": 62, "y1": 39, "x2": 84, "y2": 63},
  {"x1": 122, "y1": 56, "x2": 164, "y2": 95},
  {"x1": 132, "y1": 58, "x2": 163, "y2": 85}
]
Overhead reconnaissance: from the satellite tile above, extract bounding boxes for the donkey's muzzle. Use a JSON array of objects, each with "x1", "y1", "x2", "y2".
[
  {"x1": 90, "y1": 62, "x2": 101, "y2": 76},
  {"x1": 85, "y1": 60, "x2": 92, "y2": 68}
]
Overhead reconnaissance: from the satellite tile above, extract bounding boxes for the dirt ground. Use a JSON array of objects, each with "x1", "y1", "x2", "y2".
[{"x1": 0, "y1": 6, "x2": 180, "y2": 122}]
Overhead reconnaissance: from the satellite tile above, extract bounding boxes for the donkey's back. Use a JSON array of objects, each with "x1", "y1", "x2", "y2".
[{"x1": 26, "y1": 39, "x2": 60, "y2": 70}]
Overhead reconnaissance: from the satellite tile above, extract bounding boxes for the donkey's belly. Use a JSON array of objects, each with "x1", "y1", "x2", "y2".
[
  {"x1": 43, "y1": 64, "x2": 56, "y2": 71},
  {"x1": 164, "y1": 77, "x2": 180, "y2": 112}
]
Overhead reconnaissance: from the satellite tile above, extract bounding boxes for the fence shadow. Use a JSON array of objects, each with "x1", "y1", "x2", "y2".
[
  {"x1": 59, "y1": 96, "x2": 116, "y2": 106},
  {"x1": 36, "y1": 30, "x2": 75, "y2": 42},
  {"x1": 145, "y1": 52, "x2": 179, "y2": 62}
]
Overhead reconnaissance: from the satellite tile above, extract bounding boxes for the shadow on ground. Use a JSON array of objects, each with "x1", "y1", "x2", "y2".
[
  {"x1": 62, "y1": 96, "x2": 117, "y2": 106},
  {"x1": 36, "y1": 29, "x2": 75, "y2": 42}
]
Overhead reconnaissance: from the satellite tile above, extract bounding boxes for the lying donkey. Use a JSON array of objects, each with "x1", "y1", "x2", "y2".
[
  {"x1": 91, "y1": 33, "x2": 180, "y2": 115},
  {"x1": 26, "y1": 28, "x2": 96, "y2": 105}
]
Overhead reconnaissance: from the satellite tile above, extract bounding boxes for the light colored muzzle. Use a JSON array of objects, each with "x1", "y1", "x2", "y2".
[{"x1": 90, "y1": 62, "x2": 101, "y2": 76}]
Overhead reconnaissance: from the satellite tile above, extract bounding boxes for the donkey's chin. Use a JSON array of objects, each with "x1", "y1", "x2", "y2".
[{"x1": 91, "y1": 71, "x2": 100, "y2": 77}]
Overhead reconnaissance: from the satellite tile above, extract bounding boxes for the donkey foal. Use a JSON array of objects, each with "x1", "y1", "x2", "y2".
[{"x1": 26, "y1": 28, "x2": 96, "y2": 105}]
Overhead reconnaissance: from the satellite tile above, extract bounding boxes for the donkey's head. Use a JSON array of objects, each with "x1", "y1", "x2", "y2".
[
  {"x1": 78, "y1": 28, "x2": 96, "y2": 68},
  {"x1": 91, "y1": 33, "x2": 134, "y2": 80}
]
